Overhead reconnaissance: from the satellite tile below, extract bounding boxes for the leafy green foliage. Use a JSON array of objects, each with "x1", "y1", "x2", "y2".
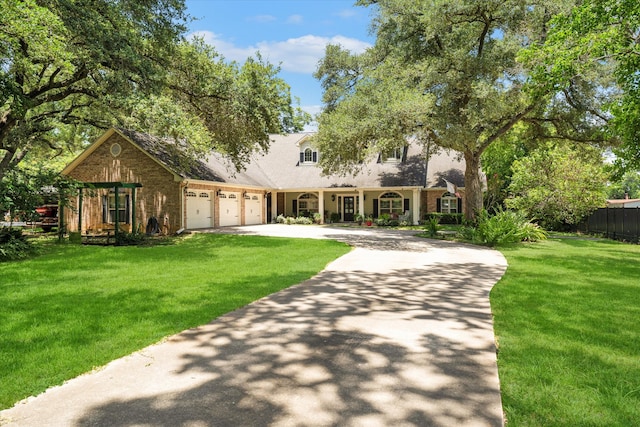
[
  {"x1": 520, "y1": 0, "x2": 640, "y2": 175},
  {"x1": 1, "y1": 1, "x2": 308, "y2": 177},
  {"x1": 0, "y1": 0, "x2": 188, "y2": 177},
  {"x1": 506, "y1": 143, "x2": 607, "y2": 230},
  {"x1": 481, "y1": 123, "x2": 540, "y2": 210},
  {"x1": 121, "y1": 41, "x2": 310, "y2": 171},
  {"x1": 314, "y1": 0, "x2": 585, "y2": 221},
  {"x1": 424, "y1": 213, "x2": 463, "y2": 225},
  {"x1": 0, "y1": 227, "x2": 34, "y2": 261},
  {"x1": 460, "y1": 208, "x2": 547, "y2": 246},
  {"x1": 114, "y1": 231, "x2": 147, "y2": 246},
  {"x1": 606, "y1": 170, "x2": 640, "y2": 199},
  {"x1": 374, "y1": 213, "x2": 399, "y2": 227},
  {"x1": 0, "y1": 165, "x2": 80, "y2": 223},
  {"x1": 424, "y1": 216, "x2": 441, "y2": 238}
]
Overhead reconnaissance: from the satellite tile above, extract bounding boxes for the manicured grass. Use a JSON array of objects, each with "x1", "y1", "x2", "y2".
[
  {"x1": 0, "y1": 233, "x2": 350, "y2": 409},
  {"x1": 492, "y1": 236, "x2": 640, "y2": 426}
]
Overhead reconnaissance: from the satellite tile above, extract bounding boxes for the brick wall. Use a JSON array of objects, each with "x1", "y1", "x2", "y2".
[
  {"x1": 422, "y1": 188, "x2": 466, "y2": 219},
  {"x1": 65, "y1": 132, "x2": 182, "y2": 233}
]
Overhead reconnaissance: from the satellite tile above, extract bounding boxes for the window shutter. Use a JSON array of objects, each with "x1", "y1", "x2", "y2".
[
  {"x1": 299, "y1": 152, "x2": 304, "y2": 163},
  {"x1": 436, "y1": 198, "x2": 441, "y2": 212},
  {"x1": 102, "y1": 195, "x2": 108, "y2": 223},
  {"x1": 292, "y1": 200, "x2": 297, "y2": 215},
  {"x1": 457, "y1": 197, "x2": 462, "y2": 213},
  {"x1": 401, "y1": 146, "x2": 408, "y2": 162},
  {"x1": 404, "y1": 198, "x2": 410, "y2": 212},
  {"x1": 312, "y1": 151, "x2": 317, "y2": 163},
  {"x1": 373, "y1": 199, "x2": 379, "y2": 217},
  {"x1": 376, "y1": 153, "x2": 382, "y2": 163},
  {"x1": 125, "y1": 195, "x2": 131, "y2": 224}
]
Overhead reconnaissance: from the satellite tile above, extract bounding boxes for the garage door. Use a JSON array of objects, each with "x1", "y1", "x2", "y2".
[
  {"x1": 186, "y1": 191, "x2": 212, "y2": 229},
  {"x1": 244, "y1": 193, "x2": 262, "y2": 225},
  {"x1": 219, "y1": 192, "x2": 240, "y2": 226}
]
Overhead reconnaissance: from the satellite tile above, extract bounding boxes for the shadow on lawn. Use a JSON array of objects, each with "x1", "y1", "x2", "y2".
[{"x1": 74, "y1": 242, "x2": 506, "y2": 426}]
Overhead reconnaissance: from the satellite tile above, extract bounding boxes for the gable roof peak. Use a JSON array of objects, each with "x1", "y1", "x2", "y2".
[{"x1": 294, "y1": 133, "x2": 315, "y2": 147}]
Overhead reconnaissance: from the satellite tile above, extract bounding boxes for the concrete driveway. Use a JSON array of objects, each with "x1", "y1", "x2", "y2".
[{"x1": 0, "y1": 225, "x2": 508, "y2": 427}]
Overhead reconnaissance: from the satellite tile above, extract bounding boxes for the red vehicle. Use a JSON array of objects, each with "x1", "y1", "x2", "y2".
[{"x1": 35, "y1": 204, "x2": 58, "y2": 232}]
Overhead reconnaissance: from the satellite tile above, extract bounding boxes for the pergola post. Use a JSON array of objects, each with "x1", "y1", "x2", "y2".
[
  {"x1": 114, "y1": 186, "x2": 120, "y2": 240},
  {"x1": 78, "y1": 187, "x2": 83, "y2": 233},
  {"x1": 131, "y1": 186, "x2": 137, "y2": 234}
]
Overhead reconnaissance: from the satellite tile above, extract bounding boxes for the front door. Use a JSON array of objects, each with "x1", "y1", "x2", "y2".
[{"x1": 343, "y1": 196, "x2": 355, "y2": 222}]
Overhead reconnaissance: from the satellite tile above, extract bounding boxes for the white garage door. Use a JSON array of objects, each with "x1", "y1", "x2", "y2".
[
  {"x1": 244, "y1": 193, "x2": 262, "y2": 225},
  {"x1": 186, "y1": 191, "x2": 212, "y2": 229},
  {"x1": 219, "y1": 192, "x2": 240, "y2": 226}
]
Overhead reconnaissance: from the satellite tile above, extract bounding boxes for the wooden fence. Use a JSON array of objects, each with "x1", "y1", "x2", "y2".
[{"x1": 583, "y1": 208, "x2": 640, "y2": 243}]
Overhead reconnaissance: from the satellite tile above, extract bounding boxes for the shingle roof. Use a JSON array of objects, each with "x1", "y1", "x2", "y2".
[
  {"x1": 117, "y1": 128, "x2": 227, "y2": 182},
  {"x1": 212, "y1": 133, "x2": 466, "y2": 189},
  {"x1": 120, "y1": 129, "x2": 466, "y2": 189}
]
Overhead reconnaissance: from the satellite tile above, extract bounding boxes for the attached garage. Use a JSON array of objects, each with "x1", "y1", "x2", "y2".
[
  {"x1": 219, "y1": 192, "x2": 240, "y2": 226},
  {"x1": 244, "y1": 193, "x2": 263, "y2": 225},
  {"x1": 186, "y1": 191, "x2": 212, "y2": 229}
]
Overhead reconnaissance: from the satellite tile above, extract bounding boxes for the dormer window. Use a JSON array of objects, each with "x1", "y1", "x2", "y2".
[
  {"x1": 387, "y1": 148, "x2": 402, "y2": 161},
  {"x1": 379, "y1": 146, "x2": 407, "y2": 163},
  {"x1": 304, "y1": 148, "x2": 313, "y2": 162},
  {"x1": 299, "y1": 146, "x2": 318, "y2": 164}
]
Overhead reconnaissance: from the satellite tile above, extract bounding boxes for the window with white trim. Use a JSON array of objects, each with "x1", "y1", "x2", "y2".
[
  {"x1": 440, "y1": 193, "x2": 459, "y2": 213},
  {"x1": 298, "y1": 193, "x2": 319, "y2": 215},
  {"x1": 299, "y1": 145, "x2": 318, "y2": 164},
  {"x1": 384, "y1": 148, "x2": 403, "y2": 162},
  {"x1": 379, "y1": 192, "x2": 403, "y2": 216},
  {"x1": 103, "y1": 191, "x2": 130, "y2": 224}
]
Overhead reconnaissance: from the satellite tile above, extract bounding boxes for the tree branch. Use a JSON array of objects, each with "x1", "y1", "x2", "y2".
[{"x1": 26, "y1": 65, "x2": 89, "y2": 100}]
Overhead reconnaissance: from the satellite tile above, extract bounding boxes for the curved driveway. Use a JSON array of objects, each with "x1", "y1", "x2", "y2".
[{"x1": 1, "y1": 225, "x2": 508, "y2": 427}]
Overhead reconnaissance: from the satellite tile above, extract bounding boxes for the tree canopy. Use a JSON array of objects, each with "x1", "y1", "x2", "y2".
[
  {"x1": 506, "y1": 142, "x2": 607, "y2": 229},
  {"x1": 0, "y1": 0, "x2": 308, "y2": 179},
  {"x1": 520, "y1": 0, "x2": 640, "y2": 176},
  {"x1": 314, "y1": 0, "x2": 610, "y2": 220}
]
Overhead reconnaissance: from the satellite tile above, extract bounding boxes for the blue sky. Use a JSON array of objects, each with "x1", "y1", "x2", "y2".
[{"x1": 185, "y1": 0, "x2": 375, "y2": 127}]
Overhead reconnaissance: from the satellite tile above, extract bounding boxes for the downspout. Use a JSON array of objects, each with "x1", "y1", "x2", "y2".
[{"x1": 181, "y1": 180, "x2": 189, "y2": 231}]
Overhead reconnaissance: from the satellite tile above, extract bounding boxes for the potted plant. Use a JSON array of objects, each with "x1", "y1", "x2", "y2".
[
  {"x1": 365, "y1": 215, "x2": 373, "y2": 226},
  {"x1": 354, "y1": 213, "x2": 364, "y2": 225}
]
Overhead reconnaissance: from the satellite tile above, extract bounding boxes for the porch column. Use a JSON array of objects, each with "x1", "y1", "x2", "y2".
[
  {"x1": 271, "y1": 191, "x2": 278, "y2": 222},
  {"x1": 318, "y1": 190, "x2": 325, "y2": 224},
  {"x1": 358, "y1": 189, "x2": 365, "y2": 217},
  {"x1": 413, "y1": 188, "x2": 421, "y2": 225}
]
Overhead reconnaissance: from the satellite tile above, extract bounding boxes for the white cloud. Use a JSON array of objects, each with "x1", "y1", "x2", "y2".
[
  {"x1": 287, "y1": 14, "x2": 304, "y2": 24},
  {"x1": 249, "y1": 14, "x2": 277, "y2": 23},
  {"x1": 190, "y1": 31, "x2": 371, "y2": 74},
  {"x1": 336, "y1": 9, "x2": 358, "y2": 19}
]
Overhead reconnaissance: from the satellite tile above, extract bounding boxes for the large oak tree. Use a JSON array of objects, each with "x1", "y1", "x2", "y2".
[
  {"x1": 0, "y1": 0, "x2": 308, "y2": 179},
  {"x1": 314, "y1": 0, "x2": 609, "y2": 221}
]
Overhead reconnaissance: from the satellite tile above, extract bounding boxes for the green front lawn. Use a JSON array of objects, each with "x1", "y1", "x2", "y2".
[
  {"x1": 0, "y1": 233, "x2": 350, "y2": 409},
  {"x1": 492, "y1": 236, "x2": 640, "y2": 425},
  {"x1": 4, "y1": 231, "x2": 639, "y2": 423}
]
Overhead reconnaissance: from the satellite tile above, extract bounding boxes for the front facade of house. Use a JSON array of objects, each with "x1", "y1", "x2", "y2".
[{"x1": 62, "y1": 128, "x2": 467, "y2": 234}]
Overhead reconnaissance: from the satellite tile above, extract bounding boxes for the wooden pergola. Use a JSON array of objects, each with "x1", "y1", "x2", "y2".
[{"x1": 61, "y1": 182, "x2": 143, "y2": 240}]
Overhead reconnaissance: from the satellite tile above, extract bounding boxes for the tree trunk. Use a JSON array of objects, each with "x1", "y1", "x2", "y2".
[{"x1": 463, "y1": 150, "x2": 483, "y2": 222}]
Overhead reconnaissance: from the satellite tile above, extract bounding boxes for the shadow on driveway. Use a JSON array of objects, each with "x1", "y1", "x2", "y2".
[{"x1": 1, "y1": 225, "x2": 507, "y2": 427}]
